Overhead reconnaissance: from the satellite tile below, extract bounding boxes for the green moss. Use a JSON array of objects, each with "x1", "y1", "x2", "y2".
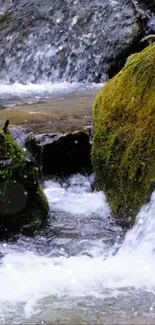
[
  {"x1": 92, "y1": 43, "x2": 155, "y2": 223},
  {"x1": 0, "y1": 130, "x2": 25, "y2": 181},
  {"x1": 0, "y1": 130, "x2": 49, "y2": 235}
]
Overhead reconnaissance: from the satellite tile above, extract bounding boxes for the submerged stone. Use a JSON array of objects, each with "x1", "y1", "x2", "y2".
[
  {"x1": 92, "y1": 43, "x2": 155, "y2": 224},
  {"x1": 25, "y1": 130, "x2": 92, "y2": 176},
  {"x1": 0, "y1": 129, "x2": 49, "y2": 237}
]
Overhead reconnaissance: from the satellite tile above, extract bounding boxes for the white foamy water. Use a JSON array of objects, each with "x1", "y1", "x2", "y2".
[
  {"x1": 44, "y1": 174, "x2": 109, "y2": 216},
  {"x1": 0, "y1": 174, "x2": 155, "y2": 323},
  {"x1": 0, "y1": 82, "x2": 102, "y2": 106}
]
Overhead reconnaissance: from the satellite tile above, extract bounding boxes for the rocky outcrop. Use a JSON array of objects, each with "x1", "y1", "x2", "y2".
[
  {"x1": 0, "y1": 128, "x2": 49, "y2": 237},
  {"x1": 25, "y1": 130, "x2": 92, "y2": 176},
  {"x1": 92, "y1": 43, "x2": 155, "y2": 224}
]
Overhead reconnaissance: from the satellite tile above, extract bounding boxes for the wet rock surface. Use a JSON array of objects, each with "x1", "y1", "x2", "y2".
[
  {"x1": 0, "y1": 0, "x2": 147, "y2": 83},
  {"x1": 25, "y1": 130, "x2": 92, "y2": 176}
]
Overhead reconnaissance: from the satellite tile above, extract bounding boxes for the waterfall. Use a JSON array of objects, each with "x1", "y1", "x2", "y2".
[{"x1": 0, "y1": 0, "x2": 142, "y2": 85}]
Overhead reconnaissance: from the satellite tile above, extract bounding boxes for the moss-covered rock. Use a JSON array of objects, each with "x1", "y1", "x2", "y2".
[
  {"x1": 0, "y1": 129, "x2": 49, "y2": 236},
  {"x1": 92, "y1": 43, "x2": 155, "y2": 224}
]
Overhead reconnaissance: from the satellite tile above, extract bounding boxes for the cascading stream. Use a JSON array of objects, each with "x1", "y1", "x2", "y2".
[
  {"x1": 0, "y1": 1, "x2": 155, "y2": 323},
  {"x1": 0, "y1": 0, "x2": 140, "y2": 84},
  {"x1": 0, "y1": 0, "x2": 148, "y2": 106},
  {"x1": 0, "y1": 174, "x2": 155, "y2": 324}
]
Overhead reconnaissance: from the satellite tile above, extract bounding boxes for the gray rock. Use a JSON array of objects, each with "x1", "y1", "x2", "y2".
[{"x1": 25, "y1": 130, "x2": 92, "y2": 176}]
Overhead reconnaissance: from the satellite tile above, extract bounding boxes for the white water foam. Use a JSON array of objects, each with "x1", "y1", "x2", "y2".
[
  {"x1": 0, "y1": 82, "x2": 102, "y2": 106},
  {"x1": 44, "y1": 174, "x2": 109, "y2": 216},
  {"x1": 0, "y1": 176, "x2": 155, "y2": 320}
]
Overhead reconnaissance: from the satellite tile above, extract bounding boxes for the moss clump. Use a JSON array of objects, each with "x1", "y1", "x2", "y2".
[
  {"x1": 0, "y1": 130, "x2": 49, "y2": 236},
  {"x1": 92, "y1": 43, "x2": 155, "y2": 223}
]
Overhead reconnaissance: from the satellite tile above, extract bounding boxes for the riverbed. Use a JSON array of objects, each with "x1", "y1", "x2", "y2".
[{"x1": 0, "y1": 86, "x2": 98, "y2": 133}]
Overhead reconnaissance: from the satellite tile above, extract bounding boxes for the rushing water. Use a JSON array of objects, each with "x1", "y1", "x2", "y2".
[
  {"x1": 0, "y1": 82, "x2": 102, "y2": 107},
  {"x1": 0, "y1": 174, "x2": 155, "y2": 324},
  {"x1": 0, "y1": 0, "x2": 150, "y2": 107},
  {"x1": 0, "y1": 0, "x2": 143, "y2": 84},
  {"x1": 0, "y1": 0, "x2": 143, "y2": 106},
  {"x1": 0, "y1": 0, "x2": 154, "y2": 323}
]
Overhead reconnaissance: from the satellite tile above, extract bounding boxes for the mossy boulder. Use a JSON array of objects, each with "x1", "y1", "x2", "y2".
[
  {"x1": 0, "y1": 129, "x2": 49, "y2": 236},
  {"x1": 92, "y1": 43, "x2": 155, "y2": 224}
]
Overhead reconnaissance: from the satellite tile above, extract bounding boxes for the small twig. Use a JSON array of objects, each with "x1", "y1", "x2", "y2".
[{"x1": 2, "y1": 119, "x2": 9, "y2": 134}]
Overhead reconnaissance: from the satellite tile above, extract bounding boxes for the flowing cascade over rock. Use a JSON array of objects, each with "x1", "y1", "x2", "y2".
[
  {"x1": 0, "y1": 0, "x2": 145, "y2": 83},
  {"x1": 92, "y1": 43, "x2": 155, "y2": 224},
  {"x1": 0, "y1": 128, "x2": 49, "y2": 236}
]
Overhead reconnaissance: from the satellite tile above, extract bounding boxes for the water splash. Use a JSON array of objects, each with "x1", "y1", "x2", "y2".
[
  {"x1": 0, "y1": 175, "x2": 155, "y2": 323},
  {"x1": 44, "y1": 174, "x2": 110, "y2": 216}
]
